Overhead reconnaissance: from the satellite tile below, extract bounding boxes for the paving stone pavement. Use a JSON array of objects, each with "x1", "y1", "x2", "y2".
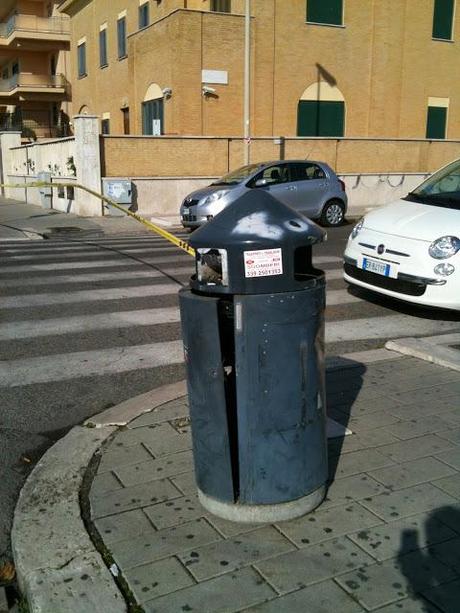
[{"x1": 88, "y1": 357, "x2": 460, "y2": 612}]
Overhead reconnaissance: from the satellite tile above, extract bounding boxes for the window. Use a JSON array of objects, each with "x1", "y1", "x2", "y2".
[
  {"x1": 297, "y1": 100, "x2": 344, "y2": 136},
  {"x1": 432, "y1": 0, "x2": 455, "y2": 39},
  {"x1": 211, "y1": 0, "x2": 231, "y2": 12},
  {"x1": 122, "y1": 107, "x2": 130, "y2": 134},
  {"x1": 77, "y1": 43, "x2": 86, "y2": 77},
  {"x1": 139, "y1": 2, "x2": 149, "y2": 29},
  {"x1": 99, "y1": 29, "x2": 108, "y2": 67},
  {"x1": 291, "y1": 162, "x2": 326, "y2": 181},
  {"x1": 252, "y1": 164, "x2": 290, "y2": 186},
  {"x1": 307, "y1": 0, "x2": 343, "y2": 26},
  {"x1": 142, "y1": 99, "x2": 163, "y2": 135},
  {"x1": 12, "y1": 62, "x2": 19, "y2": 75},
  {"x1": 101, "y1": 118, "x2": 110, "y2": 134},
  {"x1": 426, "y1": 106, "x2": 447, "y2": 139},
  {"x1": 117, "y1": 17, "x2": 127, "y2": 59}
]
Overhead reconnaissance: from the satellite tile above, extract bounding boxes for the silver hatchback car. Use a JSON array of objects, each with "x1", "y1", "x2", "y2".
[{"x1": 180, "y1": 160, "x2": 347, "y2": 229}]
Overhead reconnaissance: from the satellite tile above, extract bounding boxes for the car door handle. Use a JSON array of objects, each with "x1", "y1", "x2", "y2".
[{"x1": 285, "y1": 185, "x2": 297, "y2": 190}]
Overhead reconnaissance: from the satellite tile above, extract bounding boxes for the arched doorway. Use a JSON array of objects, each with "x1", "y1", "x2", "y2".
[
  {"x1": 142, "y1": 83, "x2": 163, "y2": 135},
  {"x1": 297, "y1": 82, "x2": 345, "y2": 137}
]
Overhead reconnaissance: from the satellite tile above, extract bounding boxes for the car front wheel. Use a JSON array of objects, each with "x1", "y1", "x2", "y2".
[{"x1": 320, "y1": 200, "x2": 345, "y2": 227}]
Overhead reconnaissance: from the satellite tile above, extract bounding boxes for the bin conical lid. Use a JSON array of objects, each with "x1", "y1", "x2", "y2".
[{"x1": 189, "y1": 189, "x2": 325, "y2": 250}]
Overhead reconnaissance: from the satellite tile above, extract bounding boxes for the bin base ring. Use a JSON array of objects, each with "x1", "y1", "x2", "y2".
[{"x1": 197, "y1": 484, "x2": 326, "y2": 523}]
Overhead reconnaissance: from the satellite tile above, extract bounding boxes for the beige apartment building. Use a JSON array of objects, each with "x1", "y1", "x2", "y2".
[
  {"x1": 0, "y1": 1, "x2": 71, "y2": 140},
  {"x1": 60, "y1": 0, "x2": 459, "y2": 141}
]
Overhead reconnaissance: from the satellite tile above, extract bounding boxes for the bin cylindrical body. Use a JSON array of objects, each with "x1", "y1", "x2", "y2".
[{"x1": 179, "y1": 279, "x2": 327, "y2": 522}]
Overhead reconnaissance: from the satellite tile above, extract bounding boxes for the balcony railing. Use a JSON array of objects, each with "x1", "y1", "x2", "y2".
[
  {"x1": 0, "y1": 74, "x2": 67, "y2": 93},
  {"x1": 0, "y1": 110, "x2": 72, "y2": 140},
  {"x1": 0, "y1": 15, "x2": 69, "y2": 38}
]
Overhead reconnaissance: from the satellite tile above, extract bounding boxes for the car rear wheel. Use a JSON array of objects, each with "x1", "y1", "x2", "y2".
[{"x1": 320, "y1": 200, "x2": 345, "y2": 227}]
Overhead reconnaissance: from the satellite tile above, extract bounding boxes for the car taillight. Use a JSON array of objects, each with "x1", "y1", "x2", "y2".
[{"x1": 338, "y1": 179, "x2": 346, "y2": 192}]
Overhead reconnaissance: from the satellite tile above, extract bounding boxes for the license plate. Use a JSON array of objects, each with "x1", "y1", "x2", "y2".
[{"x1": 362, "y1": 257, "x2": 392, "y2": 277}]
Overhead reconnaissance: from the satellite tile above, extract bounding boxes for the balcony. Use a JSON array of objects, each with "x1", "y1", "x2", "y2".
[
  {"x1": 0, "y1": 15, "x2": 69, "y2": 42},
  {"x1": 0, "y1": 74, "x2": 67, "y2": 97}
]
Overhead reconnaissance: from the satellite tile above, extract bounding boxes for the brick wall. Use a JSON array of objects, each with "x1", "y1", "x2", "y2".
[{"x1": 102, "y1": 135, "x2": 460, "y2": 178}]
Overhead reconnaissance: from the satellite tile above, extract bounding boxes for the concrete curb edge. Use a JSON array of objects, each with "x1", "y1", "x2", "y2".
[{"x1": 386, "y1": 333, "x2": 460, "y2": 372}]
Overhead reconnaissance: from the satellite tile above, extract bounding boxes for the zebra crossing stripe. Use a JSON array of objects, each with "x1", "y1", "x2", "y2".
[
  {"x1": 0, "y1": 266, "x2": 342, "y2": 288},
  {"x1": 0, "y1": 267, "x2": 194, "y2": 287},
  {"x1": 326, "y1": 315, "x2": 460, "y2": 343},
  {"x1": 2, "y1": 313, "x2": 458, "y2": 387},
  {"x1": 0, "y1": 340, "x2": 185, "y2": 387},
  {"x1": 0, "y1": 285, "x2": 358, "y2": 309},
  {"x1": 0, "y1": 307, "x2": 181, "y2": 340},
  {"x1": 5, "y1": 245, "x2": 181, "y2": 260},
  {"x1": 0, "y1": 283, "x2": 181, "y2": 308},
  {"x1": 0, "y1": 254, "x2": 191, "y2": 273},
  {"x1": 0, "y1": 254, "x2": 341, "y2": 274}
]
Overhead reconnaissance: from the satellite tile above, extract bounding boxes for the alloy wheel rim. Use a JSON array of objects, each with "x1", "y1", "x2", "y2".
[{"x1": 327, "y1": 204, "x2": 343, "y2": 225}]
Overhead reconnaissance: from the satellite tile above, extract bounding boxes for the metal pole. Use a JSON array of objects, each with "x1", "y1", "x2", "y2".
[{"x1": 244, "y1": 0, "x2": 251, "y2": 165}]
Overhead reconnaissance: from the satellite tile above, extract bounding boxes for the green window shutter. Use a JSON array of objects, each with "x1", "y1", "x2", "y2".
[
  {"x1": 297, "y1": 100, "x2": 344, "y2": 137},
  {"x1": 426, "y1": 106, "x2": 447, "y2": 139},
  {"x1": 432, "y1": 0, "x2": 454, "y2": 39},
  {"x1": 307, "y1": 0, "x2": 343, "y2": 25}
]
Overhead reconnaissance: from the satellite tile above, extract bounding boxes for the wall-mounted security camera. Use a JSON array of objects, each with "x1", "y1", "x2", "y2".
[
  {"x1": 202, "y1": 85, "x2": 216, "y2": 96},
  {"x1": 162, "y1": 87, "x2": 172, "y2": 98}
]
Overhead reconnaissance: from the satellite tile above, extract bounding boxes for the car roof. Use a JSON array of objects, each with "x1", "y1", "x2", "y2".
[{"x1": 257, "y1": 159, "x2": 327, "y2": 167}]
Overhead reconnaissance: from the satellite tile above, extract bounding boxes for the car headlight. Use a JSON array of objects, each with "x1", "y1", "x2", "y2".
[
  {"x1": 203, "y1": 190, "x2": 229, "y2": 205},
  {"x1": 350, "y1": 218, "x2": 364, "y2": 239},
  {"x1": 428, "y1": 236, "x2": 460, "y2": 259}
]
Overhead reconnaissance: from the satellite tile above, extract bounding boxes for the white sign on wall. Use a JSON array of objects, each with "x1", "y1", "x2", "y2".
[{"x1": 201, "y1": 70, "x2": 228, "y2": 84}]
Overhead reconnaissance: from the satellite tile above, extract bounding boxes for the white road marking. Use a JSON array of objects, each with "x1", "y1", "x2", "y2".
[
  {"x1": 0, "y1": 340, "x2": 185, "y2": 387},
  {"x1": 4, "y1": 245, "x2": 181, "y2": 260},
  {"x1": 0, "y1": 254, "x2": 191, "y2": 273},
  {"x1": 0, "y1": 307, "x2": 181, "y2": 340},
  {"x1": 0, "y1": 267, "x2": 193, "y2": 287},
  {"x1": 326, "y1": 315, "x2": 460, "y2": 343},
  {"x1": 0, "y1": 254, "x2": 339, "y2": 274},
  {"x1": 0, "y1": 283, "x2": 182, "y2": 308}
]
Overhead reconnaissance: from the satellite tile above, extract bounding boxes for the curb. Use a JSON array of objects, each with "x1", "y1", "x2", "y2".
[
  {"x1": 11, "y1": 353, "x2": 403, "y2": 612},
  {"x1": 386, "y1": 333, "x2": 460, "y2": 372},
  {"x1": 11, "y1": 381, "x2": 186, "y2": 613}
]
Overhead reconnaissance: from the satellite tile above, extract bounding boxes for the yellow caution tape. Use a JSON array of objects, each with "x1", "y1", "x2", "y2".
[{"x1": 0, "y1": 180, "x2": 196, "y2": 257}]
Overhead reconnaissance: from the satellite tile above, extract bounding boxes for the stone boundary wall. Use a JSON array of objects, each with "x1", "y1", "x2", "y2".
[
  {"x1": 102, "y1": 135, "x2": 460, "y2": 178},
  {"x1": 1, "y1": 128, "x2": 459, "y2": 217}
]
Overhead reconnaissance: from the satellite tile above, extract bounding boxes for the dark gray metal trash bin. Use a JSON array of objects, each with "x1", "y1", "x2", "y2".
[{"x1": 179, "y1": 190, "x2": 328, "y2": 522}]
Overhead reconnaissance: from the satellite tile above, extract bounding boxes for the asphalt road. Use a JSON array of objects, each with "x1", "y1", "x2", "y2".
[{"x1": 1, "y1": 221, "x2": 459, "y2": 568}]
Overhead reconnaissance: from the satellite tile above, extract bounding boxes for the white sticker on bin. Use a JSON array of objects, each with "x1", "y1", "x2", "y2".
[{"x1": 244, "y1": 248, "x2": 283, "y2": 278}]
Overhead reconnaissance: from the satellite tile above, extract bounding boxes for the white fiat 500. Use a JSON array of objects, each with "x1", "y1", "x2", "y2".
[{"x1": 344, "y1": 159, "x2": 460, "y2": 310}]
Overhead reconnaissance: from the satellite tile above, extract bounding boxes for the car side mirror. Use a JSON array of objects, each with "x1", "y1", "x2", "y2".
[{"x1": 254, "y1": 178, "x2": 268, "y2": 187}]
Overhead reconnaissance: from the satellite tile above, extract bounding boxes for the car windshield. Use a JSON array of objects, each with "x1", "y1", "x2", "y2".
[
  {"x1": 404, "y1": 159, "x2": 460, "y2": 210},
  {"x1": 211, "y1": 163, "x2": 263, "y2": 186}
]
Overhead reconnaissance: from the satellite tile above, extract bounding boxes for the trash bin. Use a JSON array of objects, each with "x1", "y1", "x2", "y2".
[{"x1": 179, "y1": 189, "x2": 328, "y2": 523}]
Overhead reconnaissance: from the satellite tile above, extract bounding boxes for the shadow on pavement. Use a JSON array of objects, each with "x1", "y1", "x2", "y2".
[
  {"x1": 325, "y1": 357, "x2": 365, "y2": 485},
  {"x1": 397, "y1": 505, "x2": 460, "y2": 612}
]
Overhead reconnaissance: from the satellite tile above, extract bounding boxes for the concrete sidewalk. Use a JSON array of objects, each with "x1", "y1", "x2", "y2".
[
  {"x1": 0, "y1": 197, "x2": 172, "y2": 241},
  {"x1": 0, "y1": 196, "x2": 367, "y2": 243},
  {"x1": 10, "y1": 344, "x2": 460, "y2": 613}
]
